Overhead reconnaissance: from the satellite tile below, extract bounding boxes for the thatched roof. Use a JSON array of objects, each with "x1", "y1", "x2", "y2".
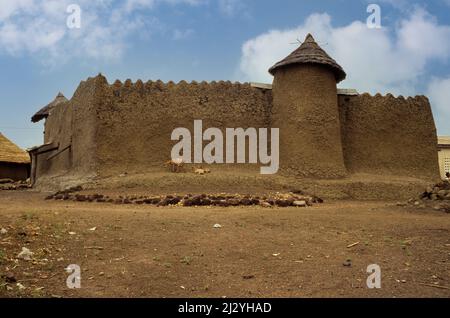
[
  {"x1": 0, "y1": 133, "x2": 30, "y2": 164},
  {"x1": 31, "y1": 92, "x2": 68, "y2": 123},
  {"x1": 269, "y1": 33, "x2": 346, "y2": 83}
]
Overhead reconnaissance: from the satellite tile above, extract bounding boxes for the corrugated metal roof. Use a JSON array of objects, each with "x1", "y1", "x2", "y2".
[
  {"x1": 251, "y1": 82, "x2": 358, "y2": 96},
  {"x1": 250, "y1": 82, "x2": 273, "y2": 90}
]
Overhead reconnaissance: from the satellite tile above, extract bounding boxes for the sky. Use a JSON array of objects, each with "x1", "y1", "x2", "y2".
[{"x1": 0, "y1": 0, "x2": 449, "y2": 149}]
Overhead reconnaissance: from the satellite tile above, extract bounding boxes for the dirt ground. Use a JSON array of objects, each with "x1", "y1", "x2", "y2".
[{"x1": 0, "y1": 191, "x2": 449, "y2": 298}]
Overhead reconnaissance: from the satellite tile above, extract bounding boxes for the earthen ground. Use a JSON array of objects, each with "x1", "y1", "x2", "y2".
[{"x1": 0, "y1": 191, "x2": 449, "y2": 298}]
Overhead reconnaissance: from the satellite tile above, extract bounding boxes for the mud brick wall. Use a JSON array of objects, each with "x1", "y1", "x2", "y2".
[
  {"x1": 34, "y1": 73, "x2": 441, "y2": 186},
  {"x1": 93, "y1": 75, "x2": 273, "y2": 175},
  {"x1": 36, "y1": 76, "x2": 100, "y2": 179},
  {"x1": 339, "y1": 93, "x2": 440, "y2": 180},
  {"x1": 272, "y1": 64, "x2": 347, "y2": 178}
]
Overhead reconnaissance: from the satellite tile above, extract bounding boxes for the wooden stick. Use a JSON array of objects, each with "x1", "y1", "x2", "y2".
[
  {"x1": 347, "y1": 242, "x2": 360, "y2": 248},
  {"x1": 84, "y1": 246, "x2": 104, "y2": 250},
  {"x1": 419, "y1": 283, "x2": 450, "y2": 290}
]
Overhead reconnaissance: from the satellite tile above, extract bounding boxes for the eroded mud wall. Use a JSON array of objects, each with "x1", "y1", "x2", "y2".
[
  {"x1": 35, "y1": 76, "x2": 100, "y2": 181},
  {"x1": 339, "y1": 93, "x2": 440, "y2": 180},
  {"x1": 38, "y1": 99, "x2": 72, "y2": 176},
  {"x1": 94, "y1": 78, "x2": 273, "y2": 175}
]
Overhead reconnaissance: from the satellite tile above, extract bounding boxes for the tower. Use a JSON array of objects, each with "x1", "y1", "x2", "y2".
[{"x1": 269, "y1": 33, "x2": 347, "y2": 178}]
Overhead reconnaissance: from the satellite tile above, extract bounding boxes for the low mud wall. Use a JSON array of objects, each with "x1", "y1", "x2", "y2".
[{"x1": 339, "y1": 93, "x2": 440, "y2": 180}]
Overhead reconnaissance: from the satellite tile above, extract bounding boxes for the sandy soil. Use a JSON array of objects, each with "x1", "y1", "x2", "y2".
[{"x1": 0, "y1": 191, "x2": 449, "y2": 298}]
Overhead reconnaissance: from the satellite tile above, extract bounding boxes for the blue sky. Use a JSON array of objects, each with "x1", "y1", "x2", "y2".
[{"x1": 0, "y1": 0, "x2": 449, "y2": 148}]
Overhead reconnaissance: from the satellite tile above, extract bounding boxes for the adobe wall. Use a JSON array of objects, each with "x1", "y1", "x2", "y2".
[
  {"x1": 70, "y1": 76, "x2": 102, "y2": 175},
  {"x1": 271, "y1": 64, "x2": 347, "y2": 178},
  {"x1": 338, "y1": 93, "x2": 440, "y2": 180},
  {"x1": 38, "y1": 98, "x2": 73, "y2": 176},
  {"x1": 33, "y1": 72, "x2": 441, "y2": 195},
  {"x1": 35, "y1": 76, "x2": 100, "y2": 182},
  {"x1": 94, "y1": 76, "x2": 273, "y2": 175}
]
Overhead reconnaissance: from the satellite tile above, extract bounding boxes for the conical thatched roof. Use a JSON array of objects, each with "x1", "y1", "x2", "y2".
[
  {"x1": 269, "y1": 33, "x2": 346, "y2": 83},
  {"x1": 0, "y1": 133, "x2": 30, "y2": 164},
  {"x1": 31, "y1": 92, "x2": 68, "y2": 123}
]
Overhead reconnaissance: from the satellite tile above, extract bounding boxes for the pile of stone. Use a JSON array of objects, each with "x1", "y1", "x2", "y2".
[
  {"x1": 44, "y1": 191, "x2": 323, "y2": 208},
  {"x1": 419, "y1": 181, "x2": 450, "y2": 201},
  {"x1": 0, "y1": 179, "x2": 30, "y2": 191},
  {"x1": 417, "y1": 180, "x2": 450, "y2": 213}
]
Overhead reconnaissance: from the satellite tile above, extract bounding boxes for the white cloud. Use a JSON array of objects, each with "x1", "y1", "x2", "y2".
[
  {"x1": 173, "y1": 28, "x2": 194, "y2": 40},
  {"x1": 0, "y1": 0, "x2": 35, "y2": 20},
  {"x1": 427, "y1": 77, "x2": 450, "y2": 135},
  {"x1": 0, "y1": 0, "x2": 205, "y2": 64},
  {"x1": 238, "y1": 8, "x2": 450, "y2": 97},
  {"x1": 218, "y1": 0, "x2": 241, "y2": 16},
  {"x1": 123, "y1": 0, "x2": 206, "y2": 11}
]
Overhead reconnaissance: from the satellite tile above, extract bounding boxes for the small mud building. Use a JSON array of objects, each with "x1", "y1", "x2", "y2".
[
  {"x1": 0, "y1": 133, "x2": 30, "y2": 181},
  {"x1": 30, "y1": 34, "x2": 440, "y2": 192},
  {"x1": 438, "y1": 136, "x2": 450, "y2": 179}
]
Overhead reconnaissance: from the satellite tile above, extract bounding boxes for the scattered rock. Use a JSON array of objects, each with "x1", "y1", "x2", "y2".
[
  {"x1": 420, "y1": 181, "x2": 450, "y2": 202},
  {"x1": 40, "y1": 190, "x2": 323, "y2": 209},
  {"x1": 242, "y1": 275, "x2": 255, "y2": 280},
  {"x1": 293, "y1": 200, "x2": 307, "y2": 207},
  {"x1": 227, "y1": 199, "x2": 240, "y2": 206},
  {"x1": 1, "y1": 273, "x2": 17, "y2": 283},
  {"x1": 17, "y1": 247, "x2": 34, "y2": 261},
  {"x1": 275, "y1": 199, "x2": 291, "y2": 207},
  {"x1": 75, "y1": 194, "x2": 88, "y2": 202},
  {"x1": 343, "y1": 259, "x2": 352, "y2": 267},
  {"x1": 437, "y1": 190, "x2": 448, "y2": 200},
  {"x1": 311, "y1": 196, "x2": 324, "y2": 204},
  {"x1": 213, "y1": 224, "x2": 222, "y2": 229},
  {"x1": 240, "y1": 198, "x2": 252, "y2": 206},
  {"x1": 0, "y1": 228, "x2": 7, "y2": 235}
]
